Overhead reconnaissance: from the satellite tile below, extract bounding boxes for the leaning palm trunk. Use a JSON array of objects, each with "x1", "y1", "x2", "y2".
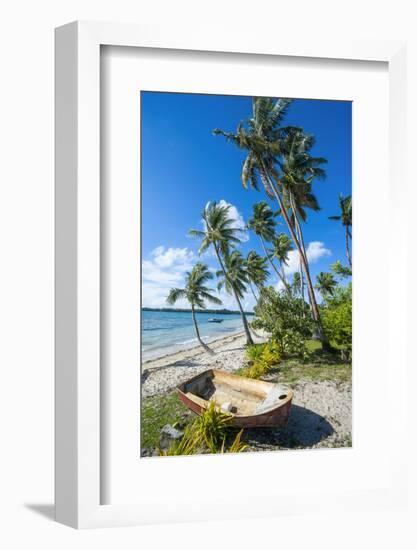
[
  {"x1": 260, "y1": 161, "x2": 330, "y2": 349},
  {"x1": 259, "y1": 235, "x2": 291, "y2": 294},
  {"x1": 249, "y1": 281, "x2": 259, "y2": 302},
  {"x1": 191, "y1": 304, "x2": 214, "y2": 354},
  {"x1": 213, "y1": 244, "x2": 254, "y2": 346},
  {"x1": 346, "y1": 227, "x2": 352, "y2": 268},
  {"x1": 280, "y1": 263, "x2": 288, "y2": 288},
  {"x1": 297, "y1": 233, "x2": 306, "y2": 302},
  {"x1": 293, "y1": 214, "x2": 306, "y2": 303}
]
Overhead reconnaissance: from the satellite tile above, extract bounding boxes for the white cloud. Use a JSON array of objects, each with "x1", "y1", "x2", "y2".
[
  {"x1": 285, "y1": 241, "x2": 331, "y2": 276},
  {"x1": 142, "y1": 246, "x2": 196, "y2": 308},
  {"x1": 142, "y1": 244, "x2": 257, "y2": 313},
  {"x1": 150, "y1": 246, "x2": 194, "y2": 269}
]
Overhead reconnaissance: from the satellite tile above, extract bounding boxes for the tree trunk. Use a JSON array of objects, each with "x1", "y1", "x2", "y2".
[
  {"x1": 346, "y1": 227, "x2": 352, "y2": 268},
  {"x1": 289, "y1": 192, "x2": 309, "y2": 307},
  {"x1": 249, "y1": 281, "x2": 258, "y2": 302},
  {"x1": 260, "y1": 235, "x2": 291, "y2": 293},
  {"x1": 260, "y1": 162, "x2": 330, "y2": 350},
  {"x1": 213, "y1": 244, "x2": 254, "y2": 346},
  {"x1": 191, "y1": 304, "x2": 214, "y2": 354},
  {"x1": 280, "y1": 263, "x2": 288, "y2": 287},
  {"x1": 294, "y1": 217, "x2": 306, "y2": 303}
]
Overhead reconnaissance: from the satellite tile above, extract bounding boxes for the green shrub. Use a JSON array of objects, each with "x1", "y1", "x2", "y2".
[
  {"x1": 193, "y1": 400, "x2": 232, "y2": 453},
  {"x1": 158, "y1": 401, "x2": 248, "y2": 456},
  {"x1": 321, "y1": 299, "x2": 352, "y2": 361},
  {"x1": 240, "y1": 339, "x2": 282, "y2": 379},
  {"x1": 252, "y1": 287, "x2": 313, "y2": 356},
  {"x1": 246, "y1": 343, "x2": 266, "y2": 363}
]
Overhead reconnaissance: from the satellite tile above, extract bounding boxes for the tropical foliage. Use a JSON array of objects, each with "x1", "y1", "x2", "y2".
[
  {"x1": 320, "y1": 283, "x2": 352, "y2": 361},
  {"x1": 268, "y1": 232, "x2": 293, "y2": 290},
  {"x1": 189, "y1": 201, "x2": 254, "y2": 345},
  {"x1": 154, "y1": 95, "x2": 353, "y2": 457},
  {"x1": 239, "y1": 340, "x2": 282, "y2": 379},
  {"x1": 158, "y1": 401, "x2": 248, "y2": 456},
  {"x1": 329, "y1": 194, "x2": 352, "y2": 268},
  {"x1": 167, "y1": 262, "x2": 221, "y2": 353},
  {"x1": 214, "y1": 97, "x2": 330, "y2": 348},
  {"x1": 252, "y1": 287, "x2": 313, "y2": 357},
  {"x1": 315, "y1": 271, "x2": 338, "y2": 301},
  {"x1": 245, "y1": 250, "x2": 269, "y2": 301}
]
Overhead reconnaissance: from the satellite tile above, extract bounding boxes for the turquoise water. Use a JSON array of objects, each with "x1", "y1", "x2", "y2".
[{"x1": 142, "y1": 310, "x2": 252, "y2": 360}]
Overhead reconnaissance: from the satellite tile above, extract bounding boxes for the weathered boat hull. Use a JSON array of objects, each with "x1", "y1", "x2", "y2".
[{"x1": 177, "y1": 369, "x2": 293, "y2": 428}]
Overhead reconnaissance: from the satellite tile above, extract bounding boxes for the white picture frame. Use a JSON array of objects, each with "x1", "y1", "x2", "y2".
[{"x1": 55, "y1": 21, "x2": 407, "y2": 529}]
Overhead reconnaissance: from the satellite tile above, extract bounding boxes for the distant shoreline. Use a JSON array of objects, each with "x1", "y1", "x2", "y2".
[{"x1": 142, "y1": 307, "x2": 255, "y2": 316}]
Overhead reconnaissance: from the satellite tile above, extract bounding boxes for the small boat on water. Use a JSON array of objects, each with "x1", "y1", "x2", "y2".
[
  {"x1": 208, "y1": 318, "x2": 223, "y2": 323},
  {"x1": 177, "y1": 369, "x2": 293, "y2": 428}
]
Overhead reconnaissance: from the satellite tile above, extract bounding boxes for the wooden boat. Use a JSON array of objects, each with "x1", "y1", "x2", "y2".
[
  {"x1": 208, "y1": 318, "x2": 223, "y2": 323},
  {"x1": 177, "y1": 369, "x2": 293, "y2": 428}
]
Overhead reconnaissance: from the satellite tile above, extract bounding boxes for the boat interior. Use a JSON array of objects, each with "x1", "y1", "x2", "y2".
[{"x1": 180, "y1": 369, "x2": 290, "y2": 417}]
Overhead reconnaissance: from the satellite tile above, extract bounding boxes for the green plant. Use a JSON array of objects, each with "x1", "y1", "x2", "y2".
[
  {"x1": 241, "y1": 340, "x2": 282, "y2": 379},
  {"x1": 226, "y1": 429, "x2": 249, "y2": 453},
  {"x1": 167, "y1": 262, "x2": 222, "y2": 353},
  {"x1": 189, "y1": 201, "x2": 253, "y2": 345},
  {"x1": 214, "y1": 103, "x2": 330, "y2": 348},
  {"x1": 321, "y1": 298, "x2": 352, "y2": 361},
  {"x1": 245, "y1": 250, "x2": 270, "y2": 301},
  {"x1": 158, "y1": 401, "x2": 248, "y2": 456},
  {"x1": 193, "y1": 400, "x2": 233, "y2": 453},
  {"x1": 245, "y1": 342, "x2": 266, "y2": 363},
  {"x1": 253, "y1": 287, "x2": 313, "y2": 356},
  {"x1": 158, "y1": 424, "x2": 200, "y2": 456},
  {"x1": 315, "y1": 271, "x2": 337, "y2": 301},
  {"x1": 261, "y1": 340, "x2": 282, "y2": 365},
  {"x1": 331, "y1": 260, "x2": 352, "y2": 279},
  {"x1": 329, "y1": 194, "x2": 352, "y2": 268}
]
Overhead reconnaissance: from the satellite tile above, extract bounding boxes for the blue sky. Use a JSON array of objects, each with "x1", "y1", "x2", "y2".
[{"x1": 141, "y1": 92, "x2": 351, "y2": 311}]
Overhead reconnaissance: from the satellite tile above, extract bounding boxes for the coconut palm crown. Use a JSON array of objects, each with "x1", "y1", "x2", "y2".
[
  {"x1": 329, "y1": 194, "x2": 352, "y2": 268},
  {"x1": 216, "y1": 250, "x2": 250, "y2": 300},
  {"x1": 247, "y1": 201, "x2": 276, "y2": 242},
  {"x1": 315, "y1": 272, "x2": 337, "y2": 300},
  {"x1": 189, "y1": 201, "x2": 243, "y2": 257},
  {"x1": 214, "y1": 96, "x2": 330, "y2": 349},
  {"x1": 189, "y1": 201, "x2": 253, "y2": 345},
  {"x1": 166, "y1": 262, "x2": 221, "y2": 353},
  {"x1": 246, "y1": 251, "x2": 269, "y2": 287}
]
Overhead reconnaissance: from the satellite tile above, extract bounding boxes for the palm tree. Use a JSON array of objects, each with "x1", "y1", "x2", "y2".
[
  {"x1": 166, "y1": 262, "x2": 222, "y2": 353},
  {"x1": 247, "y1": 202, "x2": 290, "y2": 292},
  {"x1": 214, "y1": 97, "x2": 329, "y2": 348},
  {"x1": 277, "y1": 127, "x2": 326, "y2": 303},
  {"x1": 329, "y1": 194, "x2": 352, "y2": 268},
  {"x1": 189, "y1": 201, "x2": 254, "y2": 345},
  {"x1": 292, "y1": 272, "x2": 303, "y2": 297},
  {"x1": 267, "y1": 232, "x2": 293, "y2": 290},
  {"x1": 315, "y1": 272, "x2": 337, "y2": 301},
  {"x1": 245, "y1": 250, "x2": 269, "y2": 301},
  {"x1": 216, "y1": 250, "x2": 250, "y2": 306}
]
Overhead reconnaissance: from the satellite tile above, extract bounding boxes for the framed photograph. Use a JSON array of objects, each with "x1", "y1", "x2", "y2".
[{"x1": 55, "y1": 21, "x2": 408, "y2": 528}]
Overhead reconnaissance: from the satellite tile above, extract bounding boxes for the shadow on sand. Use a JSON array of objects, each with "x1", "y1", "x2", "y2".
[
  {"x1": 244, "y1": 404, "x2": 334, "y2": 449},
  {"x1": 141, "y1": 359, "x2": 202, "y2": 384}
]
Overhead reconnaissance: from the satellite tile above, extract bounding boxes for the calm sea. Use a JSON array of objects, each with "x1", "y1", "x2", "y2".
[{"x1": 141, "y1": 310, "x2": 252, "y2": 361}]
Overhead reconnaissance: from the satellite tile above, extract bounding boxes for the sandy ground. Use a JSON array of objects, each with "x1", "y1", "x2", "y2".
[
  {"x1": 141, "y1": 331, "x2": 352, "y2": 450},
  {"x1": 142, "y1": 331, "x2": 258, "y2": 397}
]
